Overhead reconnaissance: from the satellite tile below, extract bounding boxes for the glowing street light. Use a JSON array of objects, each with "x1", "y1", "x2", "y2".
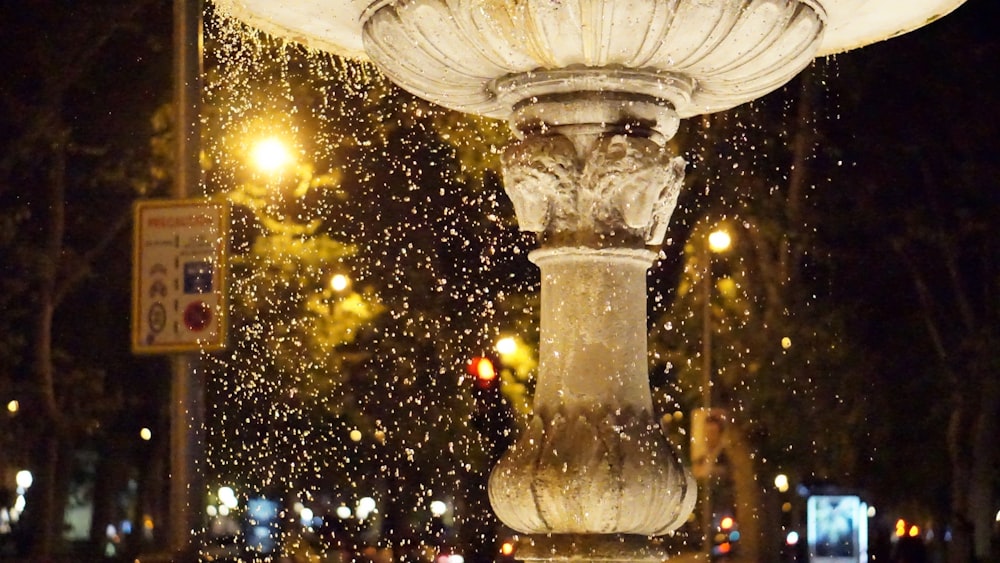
[
  {"x1": 774, "y1": 474, "x2": 790, "y2": 493},
  {"x1": 250, "y1": 136, "x2": 295, "y2": 174},
  {"x1": 330, "y1": 273, "x2": 351, "y2": 292},
  {"x1": 495, "y1": 336, "x2": 517, "y2": 357},
  {"x1": 708, "y1": 229, "x2": 732, "y2": 253}
]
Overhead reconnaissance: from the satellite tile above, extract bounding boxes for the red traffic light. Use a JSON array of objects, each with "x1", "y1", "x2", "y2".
[{"x1": 468, "y1": 356, "x2": 497, "y2": 382}]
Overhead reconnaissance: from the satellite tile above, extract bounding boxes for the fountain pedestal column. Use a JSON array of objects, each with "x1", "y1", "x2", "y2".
[{"x1": 488, "y1": 127, "x2": 697, "y2": 560}]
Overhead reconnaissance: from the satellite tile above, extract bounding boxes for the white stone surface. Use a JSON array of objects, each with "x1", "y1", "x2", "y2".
[
  {"x1": 216, "y1": 0, "x2": 966, "y2": 122},
  {"x1": 487, "y1": 248, "x2": 696, "y2": 535}
]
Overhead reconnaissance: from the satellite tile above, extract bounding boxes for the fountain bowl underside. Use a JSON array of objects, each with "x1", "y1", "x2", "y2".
[{"x1": 217, "y1": 0, "x2": 965, "y2": 125}]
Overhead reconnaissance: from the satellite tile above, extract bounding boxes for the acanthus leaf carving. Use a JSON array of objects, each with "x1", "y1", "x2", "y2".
[
  {"x1": 502, "y1": 135, "x2": 578, "y2": 233},
  {"x1": 502, "y1": 133, "x2": 686, "y2": 246}
]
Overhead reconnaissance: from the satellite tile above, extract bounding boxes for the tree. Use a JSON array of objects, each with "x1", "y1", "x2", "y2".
[
  {"x1": 822, "y1": 4, "x2": 1000, "y2": 559},
  {"x1": 649, "y1": 68, "x2": 874, "y2": 562},
  {"x1": 0, "y1": 1, "x2": 173, "y2": 557}
]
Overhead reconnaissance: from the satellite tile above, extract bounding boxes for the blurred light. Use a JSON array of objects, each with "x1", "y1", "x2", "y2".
[
  {"x1": 357, "y1": 497, "x2": 376, "y2": 519},
  {"x1": 330, "y1": 274, "x2": 351, "y2": 292},
  {"x1": 105, "y1": 524, "x2": 117, "y2": 540},
  {"x1": 495, "y1": 337, "x2": 517, "y2": 356},
  {"x1": 140, "y1": 428, "x2": 152, "y2": 441},
  {"x1": 300, "y1": 507, "x2": 314, "y2": 527},
  {"x1": 336, "y1": 505, "x2": 352, "y2": 519},
  {"x1": 469, "y1": 356, "x2": 496, "y2": 382},
  {"x1": 774, "y1": 474, "x2": 789, "y2": 492},
  {"x1": 895, "y1": 519, "x2": 906, "y2": 537},
  {"x1": 782, "y1": 502, "x2": 792, "y2": 513},
  {"x1": 729, "y1": 530, "x2": 741, "y2": 542},
  {"x1": 908, "y1": 525, "x2": 919, "y2": 537},
  {"x1": 781, "y1": 337, "x2": 792, "y2": 350},
  {"x1": 6, "y1": 400, "x2": 18, "y2": 414},
  {"x1": 143, "y1": 515, "x2": 155, "y2": 530},
  {"x1": 720, "y1": 516, "x2": 734, "y2": 531},
  {"x1": 786, "y1": 531, "x2": 799, "y2": 546},
  {"x1": 15, "y1": 470, "x2": 32, "y2": 490},
  {"x1": 868, "y1": 505, "x2": 877, "y2": 518},
  {"x1": 350, "y1": 429, "x2": 363, "y2": 442},
  {"x1": 207, "y1": 505, "x2": 218, "y2": 517},
  {"x1": 430, "y1": 500, "x2": 447, "y2": 517},
  {"x1": 708, "y1": 229, "x2": 732, "y2": 253},
  {"x1": 374, "y1": 430, "x2": 386, "y2": 444},
  {"x1": 996, "y1": 509, "x2": 999, "y2": 522},
  {"x1": 251, "y1": 136, "x2": 294, "y2": 173},
  {"x1": 448, "y1": 555, "x2": 465, "y2": 563},
  {"x1": 219, "y1": 486, "x2": 239, "y2": 509},
  {"x1": 716, "y1": 542, "x2": 732, "y2": 554},
  {"x1": 500, "y1": 542, "x2": 515, "y2": 556}
]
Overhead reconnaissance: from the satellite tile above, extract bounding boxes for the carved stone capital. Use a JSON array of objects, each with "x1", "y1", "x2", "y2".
[{"x1": 502, "y1": 133, "x2": 684, "y2": 247}]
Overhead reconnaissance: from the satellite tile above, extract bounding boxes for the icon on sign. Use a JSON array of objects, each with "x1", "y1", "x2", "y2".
[
  {"x1": 149, "y1": 280, "x2": 168, "y2": 298},
  {"x1": 183, "y1": 301, "x2": 213, "y2": 332},
  {"x1": 183, "y1": 261, "x2": 214, "y2": 294},
  {"x1": 148, "y1": 302, "x2": 167, "y2": 334},
  {"x1": 150, "y1": 263, "x2": 168, "y2": 276}
]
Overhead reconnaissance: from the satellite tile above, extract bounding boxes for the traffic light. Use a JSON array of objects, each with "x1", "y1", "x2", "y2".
[
  {"x1": 498, "y1": 539, "x2": 517, "y2": 563},
  {"x1": 468, "y1": 356, "x2": 497, "y2": 388}
]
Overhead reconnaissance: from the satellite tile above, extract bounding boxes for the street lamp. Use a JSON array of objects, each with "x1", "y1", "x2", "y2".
[
  {"x1": 699, "y1": 225, "x2": 731, "y2": 558},
  {"x1": 700, "y1": 225, "x2": 731, "y2": 412},
  {"x1": 250, "y1": 136, "x2": 295, "y2": 174},
  {"x1": 330, "y1": 273, "x2": 351, "y2": 293},
  {"x1": 495, "y1": 336, "x2": 517, "y2": 357},
  {"x1": 708, "y1": 229, "x2": 732, "y2": 254}
]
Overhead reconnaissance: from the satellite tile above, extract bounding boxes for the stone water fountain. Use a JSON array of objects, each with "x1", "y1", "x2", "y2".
[{"x1": 215, "y1": 0, "x2": 965, "y2": 560}]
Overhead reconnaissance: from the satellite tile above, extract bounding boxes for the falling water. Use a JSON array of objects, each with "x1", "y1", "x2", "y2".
[{"x1": 201, "y1": 6, "x2": 873, "y2": 563}]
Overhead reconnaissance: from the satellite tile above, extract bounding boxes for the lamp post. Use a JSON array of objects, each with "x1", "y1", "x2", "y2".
[
  {"x1": 170, "y1": 0, "x2": 204, "y2": 559},
  {"x1": 699, "y1": 225, "x2": 731, "y2": 560},
  {"x1": 701, "y1": 228, "x2": 731, "y2": 412}
]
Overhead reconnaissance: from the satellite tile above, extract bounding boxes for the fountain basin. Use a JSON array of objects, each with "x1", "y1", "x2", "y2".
[{"x1": 217, "y1": 0, "x2": 965, "y2": 125}]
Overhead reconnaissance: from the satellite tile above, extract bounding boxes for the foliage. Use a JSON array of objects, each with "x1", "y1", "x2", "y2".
[
  {"x1": 650, "y1": 73, "x2": 872, "y2": 483},
  {"x1": 0, "y1": 1, "x2": 174, "y2": 556},
  {"x1": 819, "y1": 7, "x2": 1000, "y2": 558}
]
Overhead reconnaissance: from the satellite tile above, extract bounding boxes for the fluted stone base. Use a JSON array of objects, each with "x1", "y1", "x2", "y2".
[{"x1": 515, "y1": 534, "x2": 683, "y2": 563}]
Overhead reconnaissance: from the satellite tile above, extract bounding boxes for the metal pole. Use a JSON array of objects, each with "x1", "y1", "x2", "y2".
[
  {"x1": 700, "y1": 238, "x2": 713, "y2": 561},
  {"x1": 171, "y1": 0, "x2": 204, "y2": 559}
]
